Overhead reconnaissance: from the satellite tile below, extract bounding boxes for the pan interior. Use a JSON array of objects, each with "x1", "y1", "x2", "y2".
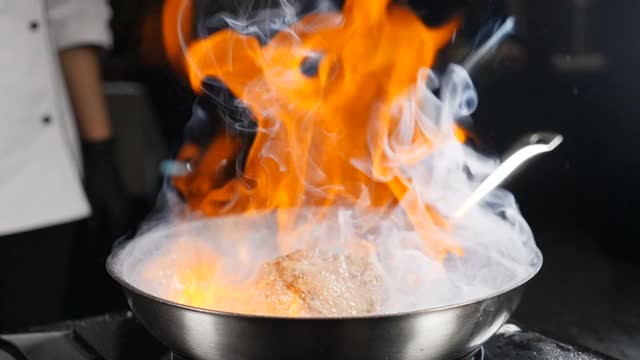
[{"x1": 108, "y1": 210, "x2": 542, "y2": 319}]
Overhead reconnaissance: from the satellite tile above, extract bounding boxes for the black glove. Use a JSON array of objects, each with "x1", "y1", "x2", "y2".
[{"x1": 82, "y1": 138, "x2": 130, "y2": 258}]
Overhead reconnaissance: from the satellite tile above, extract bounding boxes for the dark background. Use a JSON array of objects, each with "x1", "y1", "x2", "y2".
[{"x1": 90, "y1": 0, "x2": 640, "y2": 358}]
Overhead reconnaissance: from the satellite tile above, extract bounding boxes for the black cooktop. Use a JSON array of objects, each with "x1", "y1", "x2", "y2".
[{"x1": 0, "y1": 312, "x2": 615, "y2": 360}]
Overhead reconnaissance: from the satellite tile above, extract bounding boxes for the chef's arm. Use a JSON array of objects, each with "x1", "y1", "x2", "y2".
[
  {"x1": 59, "y1": 47, "x2": 112, "y2": 142},
  {"x1": 48, "y1": 0, "x2": 129, "y2": 241},
  {"x1": 46, "y1": 0, "x2": 113, "y2": 140},
  {"x1": 59, "y1": 45, "x2": 130, "y2": 241}
]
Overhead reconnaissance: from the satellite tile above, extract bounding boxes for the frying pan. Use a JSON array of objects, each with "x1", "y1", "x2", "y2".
[{"x1": 107, "y1": 132, "x2": 560, "y2": 360}]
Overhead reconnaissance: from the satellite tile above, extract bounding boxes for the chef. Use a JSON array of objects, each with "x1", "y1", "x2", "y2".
[{"x1": 0, "y1": 0, "x2": 126, "y2": 329}]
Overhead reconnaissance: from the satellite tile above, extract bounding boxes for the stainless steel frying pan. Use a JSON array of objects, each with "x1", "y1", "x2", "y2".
[{"x1": 106, "y1": 132, "x2": 559, "y2": 360}]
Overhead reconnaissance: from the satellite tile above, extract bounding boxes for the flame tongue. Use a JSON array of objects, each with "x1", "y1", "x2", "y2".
[{"x1": 174, "y1": 0, "x2": 463, "y2": 259}]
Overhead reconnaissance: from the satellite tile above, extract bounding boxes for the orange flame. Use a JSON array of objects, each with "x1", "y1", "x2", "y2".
[{"x1": 172, "y1": 0, "x2": 464, "y2": 261}]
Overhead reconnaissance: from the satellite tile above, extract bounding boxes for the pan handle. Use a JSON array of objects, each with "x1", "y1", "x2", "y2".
[{"x1": 453, "y1": 132, "x2": 563, "y2": 219}]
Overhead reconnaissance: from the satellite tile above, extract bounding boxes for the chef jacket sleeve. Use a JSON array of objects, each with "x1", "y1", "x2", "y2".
[{"x1": 45, "y1": 0, "x2": 113, "y2": 50}]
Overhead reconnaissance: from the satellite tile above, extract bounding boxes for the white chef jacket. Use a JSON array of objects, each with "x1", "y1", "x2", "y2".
[{"x1": 0, "y1": 0, "x2": 112, "y2": 236}]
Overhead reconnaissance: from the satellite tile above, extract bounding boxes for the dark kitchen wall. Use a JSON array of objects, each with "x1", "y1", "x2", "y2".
[{"x1": 108, "y1": 0, "x2": 195, "y2": 152}]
